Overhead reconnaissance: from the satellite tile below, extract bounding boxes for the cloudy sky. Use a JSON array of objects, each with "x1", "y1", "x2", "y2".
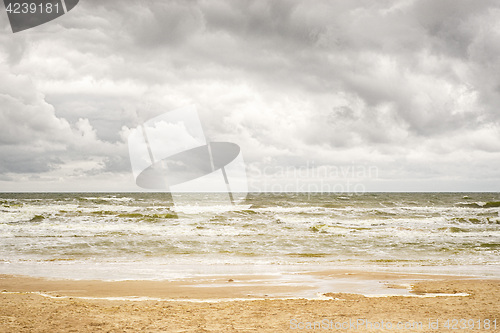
[{"x1": 1, "y1": 0, "x2": 500, "y2": 192}]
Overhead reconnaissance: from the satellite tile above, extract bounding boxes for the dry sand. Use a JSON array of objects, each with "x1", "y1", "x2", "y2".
[{"x1": 0, "y1": 272, "x2": 499, "y2": 332}]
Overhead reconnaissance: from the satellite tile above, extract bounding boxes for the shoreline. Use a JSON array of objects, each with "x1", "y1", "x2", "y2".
[
  {"x1": 1, "y1": 272, "x2": 498, "y2": 332},
  {"x1": 1, "y1": 270, "x2": 491, "y2": 300}
]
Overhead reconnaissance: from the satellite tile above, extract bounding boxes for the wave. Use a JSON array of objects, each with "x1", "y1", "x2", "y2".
[
  {"x1": 30, "y1": 215, "x2": 45, "y2": 222},
  {"x1": 287, "y1": 253, "x2": 329, "y2": 258},
  {"x1": 451, "y1": 217, "x2": 500, "y2": 224},
  {"x1": 173, "y1": 204, "x2": 251, "y2": 215},
  {"x1": 437, "y1": 227, "x2": 469, "y2": 233},
  {"x1": 117, "y1": 212, "x2": 177, "y2": 219},
  {"x1": 479, "y1": 243, "x2": 500, "y2": 249},
  {"x1": 457, "y1": 201, "x2": 500, "y2": 208}
]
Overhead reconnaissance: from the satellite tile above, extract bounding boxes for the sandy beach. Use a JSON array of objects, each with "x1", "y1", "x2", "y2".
[
  {"x1": 1, "y1": 272, "x2": 498, "y2": 332},
  {"x1": 1, "y1": 192, "x2": 499, "y2": 332}
]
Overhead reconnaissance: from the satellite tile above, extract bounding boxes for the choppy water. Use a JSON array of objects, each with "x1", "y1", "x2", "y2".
[{"x1": 0, "y1": 192, "x2": 499, "y2": 280}]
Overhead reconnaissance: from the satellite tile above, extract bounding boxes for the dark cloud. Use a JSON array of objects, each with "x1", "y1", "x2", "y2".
[
  {"x1": 0, "y1": 146, "x2": 63, "y2": 174},
  {"x1": 1, "y1": 0, "x2": 500, "y2": 190}
]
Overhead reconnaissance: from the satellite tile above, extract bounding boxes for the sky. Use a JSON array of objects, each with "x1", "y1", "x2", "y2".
[{"x1": 0, "y1": 0, "x2": 500, "y2": 192}]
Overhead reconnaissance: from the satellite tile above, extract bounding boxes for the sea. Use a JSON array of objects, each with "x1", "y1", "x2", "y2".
[{"x1": 0, "y1": 192, "x2": 499, "y2": 281}]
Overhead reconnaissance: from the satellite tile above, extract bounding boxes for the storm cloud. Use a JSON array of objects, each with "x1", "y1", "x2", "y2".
[{"x1": 1, "y1": 0, "x2": 500, "y2": 191}]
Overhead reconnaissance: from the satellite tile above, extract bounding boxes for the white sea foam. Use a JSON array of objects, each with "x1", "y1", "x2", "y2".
[
  {"x1": 0, "y1": 193, "x2": 499, "y2": 281},
  {"x1": 174, "y1": 204, "x2": 251, "y2": 215}
]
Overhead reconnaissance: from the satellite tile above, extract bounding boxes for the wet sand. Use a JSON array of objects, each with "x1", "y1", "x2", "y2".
[{"x1": 1, "y1": 272, "x2": 499, "y2": 332}]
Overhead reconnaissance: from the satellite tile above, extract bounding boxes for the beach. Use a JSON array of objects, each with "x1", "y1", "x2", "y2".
[
  {"x1": 1, "y1": 192, "x2": 499, "y2": 331},
  {"x1": 1, "y1": 273, "x2": 499, "y2": 332}
]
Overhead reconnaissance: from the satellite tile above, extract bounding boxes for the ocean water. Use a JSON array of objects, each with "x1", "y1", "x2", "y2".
[{"x1": 0, "y1": 192, "x2": 499, "y2": 280}]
